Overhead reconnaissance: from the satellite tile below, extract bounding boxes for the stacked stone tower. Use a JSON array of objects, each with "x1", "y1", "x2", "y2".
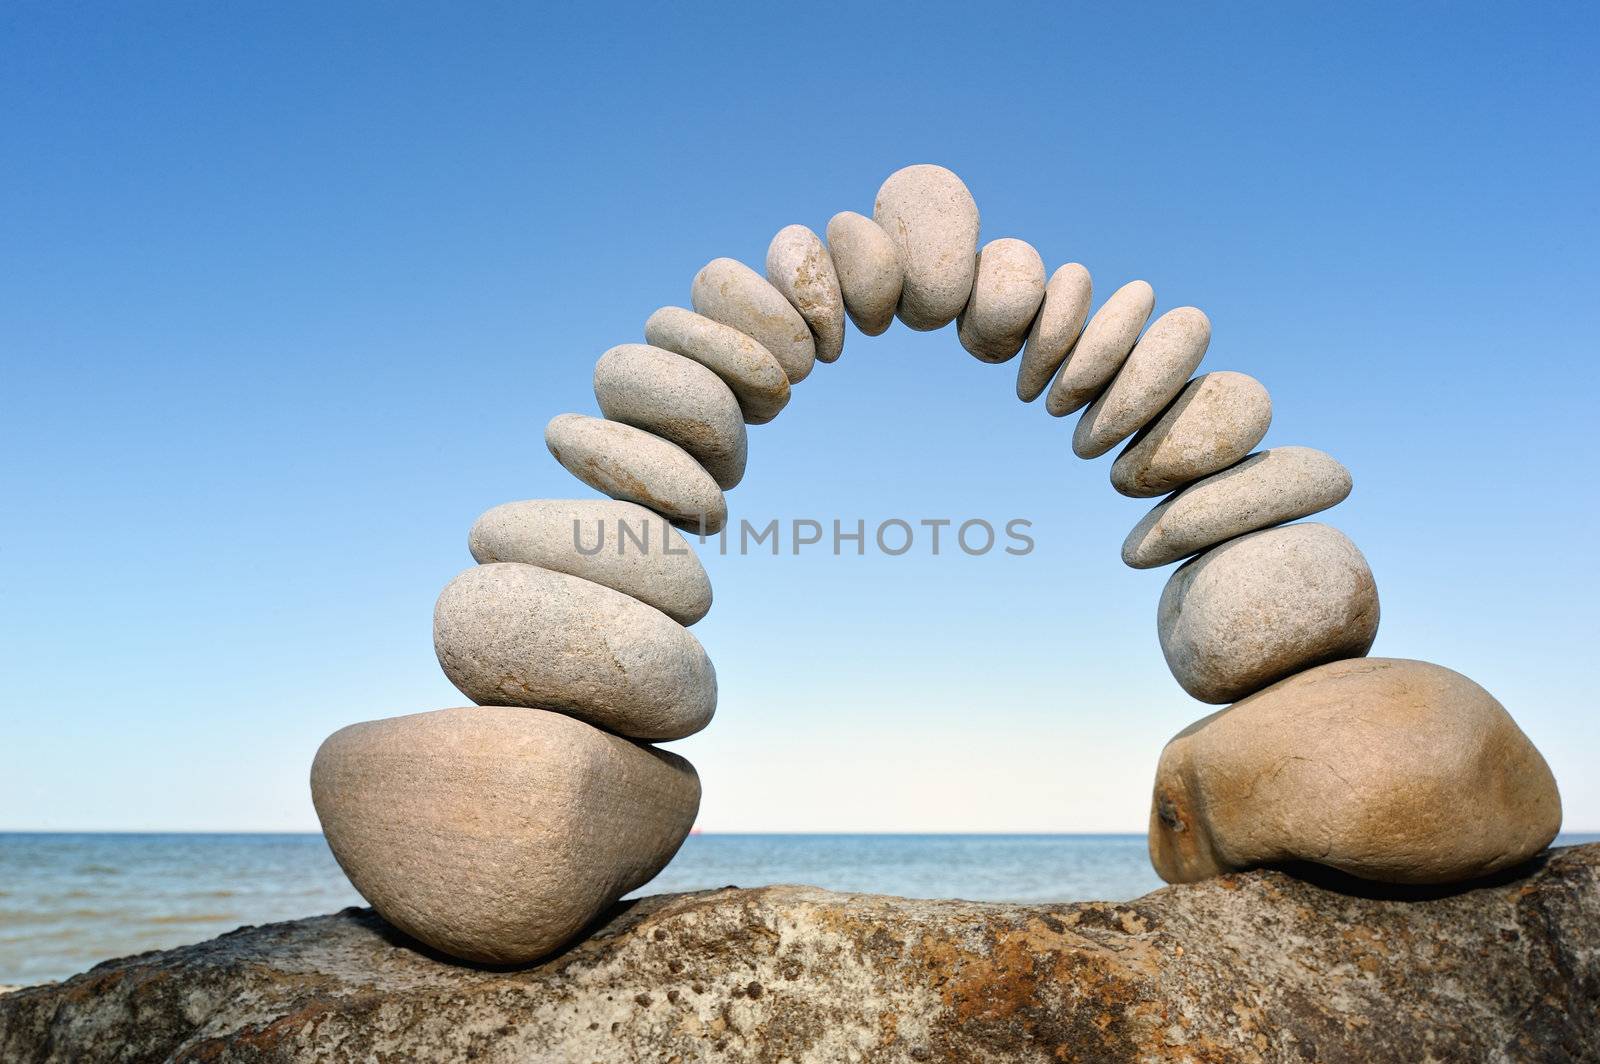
[{"x1": 311, "y1": 165, "x2": 1561, "y2": 966}]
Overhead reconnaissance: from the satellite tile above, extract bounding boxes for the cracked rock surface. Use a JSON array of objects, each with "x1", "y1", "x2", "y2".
[{"x1": 2, "y1": 844, "x2": 1596, "y2": 1063}]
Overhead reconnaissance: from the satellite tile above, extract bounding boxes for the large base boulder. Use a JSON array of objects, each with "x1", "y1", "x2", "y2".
[
  {"x1": 3, "y1": 845, "x2": 1596, "y2": 1063},
  {"x1": 1149, "y1": 657, "x2": 1561, "y2": 885}
]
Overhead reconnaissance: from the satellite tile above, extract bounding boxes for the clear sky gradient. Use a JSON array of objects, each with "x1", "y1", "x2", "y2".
[{"x1": 3, "y1": 2, "x2": 1596, "y2": 832}]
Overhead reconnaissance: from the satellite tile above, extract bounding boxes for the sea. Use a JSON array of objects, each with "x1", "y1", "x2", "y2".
[{"x1": 2, "y1": 832, "x2": 1594, "y2": 987}]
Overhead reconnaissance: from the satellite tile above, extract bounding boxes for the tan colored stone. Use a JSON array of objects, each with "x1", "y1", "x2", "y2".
[
  {"x1": 1159, "y1": 523, "x2": 1379, "y2": 703},
  {"x1": 312, "y1": 706, "x2": 699, "y2": 964},
  {"x1": 767, "y1": 225, "x2": 845, "y2": 364},
  {"x1": 873, "y1": 164, "x2": 980, "y2": 331},
  {"x1": 1074, "y1": 306, "x2": 1211, "y2": 459},
  {"x1": 1044, "y1": 280, "x2": 1153, "y2": 416},
  {"x1": 691, "y1": 258, "x2": 815, "y2": 384},
  {"x1": 468, "y1": 499, "x2": 712, "y2": 626},
  {"x1": 956, "y1": 238, "x2": 1046, "y2": 363},
  {"x1": 434, "y1": 562, "x2": 716, "y2": 740},
  {"x1": 643, "y1": 307, "x2": 790, "y2": 425},
  {"x1": 1111, "y1": 372, "x2": 1272, "y2": 497},
  {"x1": 593, "y1": 344, "x2": 747, "y2": 490},
  {"x1": 1149, "y1": 657, "x2": 1562, "y2": 885},
  {"x1": 1016, "y1": 263, "x2": 1092, "y2": 401},
  {"x1": 545, "y1": 413, "x2": 727, "y2": 535},
  {"x1": 826, "y1": 210, "x2": 903, "y2": 336},
  {"x1": 1122, "y1": 446, "x2": 1352, "y2": 569}
]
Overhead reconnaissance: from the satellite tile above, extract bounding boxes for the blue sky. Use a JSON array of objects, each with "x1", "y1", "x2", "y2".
[{"x1": 2, "y1": 2, "x2": 1596, "y2": 832}]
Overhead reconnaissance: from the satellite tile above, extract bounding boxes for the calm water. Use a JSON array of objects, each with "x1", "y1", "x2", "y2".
[{"x1": 2, "y1": 832, "x2": 1593, "y2": 986}]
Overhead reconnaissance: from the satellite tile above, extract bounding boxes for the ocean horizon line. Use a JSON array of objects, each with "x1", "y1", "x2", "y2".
[
  {"x1": 0, "y1": 828, "x2": 1157, "y2": 838},
  {"x1": 7, "y1": 829, "x2": 1600, "y2": 838}
]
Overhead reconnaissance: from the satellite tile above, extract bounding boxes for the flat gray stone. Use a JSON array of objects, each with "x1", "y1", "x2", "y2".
[
  {"x1": 312, "y1": 706, "x2": 699, "y2": 964},
  {"x1": 1158, "y1": 522, "x2": 1379, "y2": 704},
  {"x1": 1016, "y1": 263, "x2": 1092, "y2": 401},
  {"x1": 434, "y1": 562, "x2": 717, "y2": 739},
  {"x1": 545, "y1": 413, "x2": 727, "y2": 535},
  {"x1": 1111, "y1": 371, "x2": 1272, "y2": 497},
  {"x1": 643, "y1": 306, "x2": 790, "y2": 425},
  {"x1": 767, "y1": 225, "x2": 845, "y2": 364},
  {"x1": 594, "y1": 344, "x2": 747, "y2": 490},
  {"x1": 873, "y1": 164, "x2": 980, "y2": 331},
  {"x1": 15, "y1": 844, "x2": 1599, "y2": 1062},
  {"x1": 468, "y1": 498, "x2": 712, "y2": 626},
  {"x1": 1045, "y1": 279, "x2": 1154, "y2": 416},
  {"x1": 691, "y1": 258, "x2": 815, "y2": 384},
  {"x1": 826, "y1": 210, "x2": 903, "y2": 336},
  {"x1": 1122, "y1": 446, "x2": 1352, "y2": 568},
  {"x1": 1074, "y1": 306, "x2": 1210, "y2": 459},
  {"x1": 1150, "y1": 658, "x2": 1562, "y2": 887},
  {"x1": 956, "y1": 237, "x2": 1045, "y2": 363}
]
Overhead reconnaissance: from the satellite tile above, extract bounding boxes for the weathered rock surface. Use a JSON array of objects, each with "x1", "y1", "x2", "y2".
[
  {"x1": 312, "y1": 706, "x2": 699, "y2": 965},
  {"x1": 826, "y1": 210, "x2": 903, "y2": 336},
  {"x1": 691, "y1": 257, "x2": 816, "y2": 384},
  {"x1": 593, "y1": 344, "x2": 748, "y2": 490},
  {"x1": 766, "y1": 224, "x2": 845, "y2": 364},
  {"x1": 1159, "y1": 523, "x2": 1379, "y2": 704},
  {"x1": 1044, "y1": 279, "x2": 1153, "y2": 416},
  {"x1": 1075, "y1": 306, "x2": 1211, "y2": 459},
  {"x1": 1015, "y1": 262, "x2": 1092, "y2": 401},
  {"x1": 643, "y1": 307, "x2": 791, "y2": 425},
  {"x1": 468, "y1": 499, "x2": 712, "y2": 626},
  {"x1": 874, "y1": 164, "x2": 980, "y2": 331},
  {"x1": 956, "y1": 237, "x2": 1045, "y2": 363},
  {"x1": 1150, "y1": 658, "x2": 1562, "y2": 886},
  {"x1": 1111, "y1": 371, "x2": 1272, "y2": 497},
  {"x1": 434, "y1": 562, "x2": 716, "y2": 740},
  {"x1": 1122, "y1": 446, "x2": 1352, "y2": 569},
  {"x1": 546, "y1": 413, "x2": 728, "y2": 534},
  {"x1": 6, "y1": 845, "x2": 1597, "y2": 1063}
]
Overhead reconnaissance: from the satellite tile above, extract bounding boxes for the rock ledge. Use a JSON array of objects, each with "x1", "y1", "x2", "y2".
[{"x1": 3, "y1": 845, "x2": 1597, "y2": 1063}]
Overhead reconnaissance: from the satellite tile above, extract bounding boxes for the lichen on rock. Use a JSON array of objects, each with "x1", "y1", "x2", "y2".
[{"x1": 3, "y1": 845, "x2": 1596, "y2": 1062}]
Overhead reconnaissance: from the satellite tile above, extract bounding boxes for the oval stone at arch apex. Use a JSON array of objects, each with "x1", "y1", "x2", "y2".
[{"x1": 873, "y1": 164, "x2": 981, "y2": 331}]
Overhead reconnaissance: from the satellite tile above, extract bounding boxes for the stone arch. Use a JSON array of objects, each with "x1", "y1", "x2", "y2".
[{"x1": 311, "y1": 165, "x2": 1562, "y2": 966}]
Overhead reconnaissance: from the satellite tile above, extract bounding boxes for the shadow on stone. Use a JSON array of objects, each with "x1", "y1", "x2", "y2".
[
  {"x1": 1268, "y1": 848, "x2": 1554, "y2": 901},
  {"x1": 357, "y1": 896, "x2": 653, "y2": 973}
]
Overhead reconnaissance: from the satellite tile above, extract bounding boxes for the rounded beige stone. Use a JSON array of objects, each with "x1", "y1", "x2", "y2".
[
  {"x1": 1111, "y1": 372, "x2": 1271, "y2": 497},
  {"x1": 767, "y1": 225, "x2": 845, "y2": 364},
  {"x1": 1158, "y1": 523, "x2": 1379, "y2": 704},
  {"x1": 872, "y1": 164, "x2": 980, "y2": 331},
  {"x1": 1074, "y1": 306, "x2": 1211, "y2": 459},
  {"x1": 434, "y1": 562, "x2": 716, "y2": 740},
  {"x1": 468, "y1": 499, "x2": 712, "y2": 626},
  {"x1": 956, "y1": 238, "x2": 1046, "y2": 364},
  {"x1": 1122, "y1": 446, "x2": 1352, "y2": 569},
  {"x1": 690, "y1": 258, "x2": 815, "y2": 384},
  {"x1": 312, "y1": 705, "x2": 700, "y2": 964},
  {"x1": 1016, "y1": 263, "x2": 1092, "y2": 402},
  {"x1": 826, "y1": 210, "x2": 903, "y2": 336},
  {"x1": 1044, "y1": 280, "x2": 1154, "y2": 416},
  {"x1": 545, "y1": 413, "x2": 727, "y2": 535},
  {"x1": 593, "y1": 344, "x2": 747, "y2": 490},
  {"x1": 1148, "y1": 658, "x2": 1562, "y2": 886},
  {"x1": 643, "y1": 307, "x2": 790, "y2": 425}
]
